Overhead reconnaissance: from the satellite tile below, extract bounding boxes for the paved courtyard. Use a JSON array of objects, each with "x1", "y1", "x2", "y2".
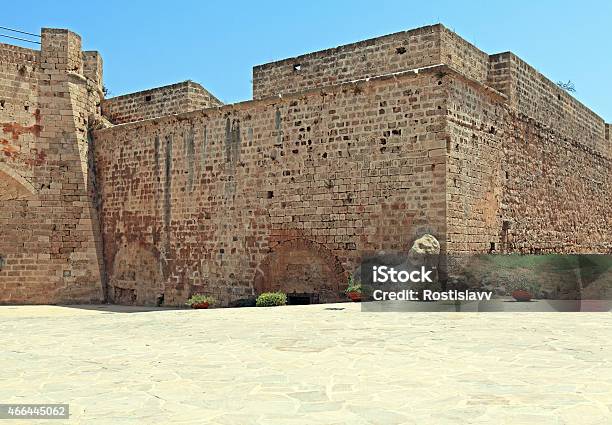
[{"x1": 1, "y1": 304, "x2": 612, "y2": 424}]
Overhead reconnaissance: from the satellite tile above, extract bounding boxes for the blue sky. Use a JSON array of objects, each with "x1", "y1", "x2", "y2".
[{"x1": 3, "y1": 0, "x2": 611, "y2": 120}]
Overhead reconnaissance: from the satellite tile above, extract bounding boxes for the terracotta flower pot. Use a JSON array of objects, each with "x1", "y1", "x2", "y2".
[
  {"x1": 191, "y1": 302, "x2": 209, "y2": 309},
  {"x1": 512, "y1": 290, "x2": 532, "y2": 302},
  {"x1": 347, "y1": 291, "x2": 361, "y2": 302}
]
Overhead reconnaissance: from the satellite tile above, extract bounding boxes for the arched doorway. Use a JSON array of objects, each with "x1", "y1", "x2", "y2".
[
  {"x1": 253, "y1": 239, "x2": 346, "y2": 304},
  {"x1": 109, "y1": 243, "x2": 164, "y2": 305}
]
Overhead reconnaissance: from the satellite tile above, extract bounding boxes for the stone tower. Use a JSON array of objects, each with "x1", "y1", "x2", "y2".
[{"x1": 0, "y1": 29, "x2": 105, "y2": 303}]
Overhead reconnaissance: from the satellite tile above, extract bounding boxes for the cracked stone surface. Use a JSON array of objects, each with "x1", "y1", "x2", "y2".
[{"x1": 1, "y1": 304, "x2": 611, "y2": 424}]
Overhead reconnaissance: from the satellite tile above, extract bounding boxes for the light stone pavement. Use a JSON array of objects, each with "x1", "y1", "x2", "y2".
[{"x1": 1, "y1": 304, "x2": 612, "y2": 425}]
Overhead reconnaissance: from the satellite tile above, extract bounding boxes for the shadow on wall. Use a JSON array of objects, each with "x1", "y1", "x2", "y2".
[{"x1": 87, "y1": 128, "x2": 108, "y2": 303}]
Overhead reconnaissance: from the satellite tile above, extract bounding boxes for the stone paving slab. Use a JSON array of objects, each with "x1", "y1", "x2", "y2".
[{"x1": 1, "y1": 304, "x2": 611, "y2": 424}]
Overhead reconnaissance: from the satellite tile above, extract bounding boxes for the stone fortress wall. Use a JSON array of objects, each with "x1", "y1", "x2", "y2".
[
  {"x1": 0, "y1": 24, "x2": 610, "y2": 305},
  {"x1": 94, "y1": 69, "x2": 449, "y2": 306},
  {"x1": 445, "y1": 72, "x2": 610, "y2": 254}
]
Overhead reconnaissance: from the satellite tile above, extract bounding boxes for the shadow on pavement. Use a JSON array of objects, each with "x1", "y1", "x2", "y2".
[{"x1": 58, "y1": 304, "x2": 185, "y2": 313}]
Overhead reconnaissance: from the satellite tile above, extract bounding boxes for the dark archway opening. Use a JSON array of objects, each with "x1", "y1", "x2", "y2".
[
  {"x1": 287, "y1": 293, "x2": 319, "y2": 305},
  {"x1": 253, "y1": 239, "x2": 346, "y2": 304}
]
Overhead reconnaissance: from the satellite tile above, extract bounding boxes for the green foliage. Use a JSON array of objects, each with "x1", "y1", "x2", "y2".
[
  {"x1": 185, "y1": 294, "x2": 215, "y2": 306},
  {"x1": 345, "y1": 275, "x2": 362, "y2": 294},
  {"x1": 504, "y1": 273, "x2": 541, "y2": 295},
  {"x1": 485, "y1": 254, "x2": 578, "y2": 270},
  {"x1": 256, "y1": 292, "x2": 287, "y2": 307}
]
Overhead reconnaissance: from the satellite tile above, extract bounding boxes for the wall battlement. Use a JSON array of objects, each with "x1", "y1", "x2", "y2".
[
  {"x1": 0, "y1": 42, "x2": 40, "y2": 63},
  {"x1": 252, "y1": 24, "x2": 444, "y2": 99},
  {"x1": 102, "y1": 81, "x2": 223, "y2": 125},
  {"x1": 253, "y1": 24, "x2": 609, "y2": 156},
  {"x1": 252, "y1": 24, "x2": 495, "y2": 99}
]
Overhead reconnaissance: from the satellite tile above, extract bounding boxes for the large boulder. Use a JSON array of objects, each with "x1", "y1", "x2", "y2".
[
  {"x1": 408, "y1": 234, "x2": 440, "y2": 262},
  {"x1": 353, "y1": 234, "x2": 442, "y2": 298},
  {"x1": 407, "y1": 234, "x2": 441, "y2": 295}
]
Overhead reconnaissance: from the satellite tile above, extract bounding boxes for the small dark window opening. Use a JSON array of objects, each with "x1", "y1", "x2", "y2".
[
  {"x1": 145, "y1": 95, "x2": 152, "y2": 102},
  {"x1": 395, "y1": 47, "x2": 407, "y2": 55},
  {"x1": 0, "y1": 255, "x2": 5, "y2": 271},
  {"x1": 0, "y1": 100, "x2": 5, "y2": 108},
  {"x1": 293, "y1": 63, "x2": 301, "y2": 72},
  {"x1": 24, "y1": 105, "x2": 29, "y2": 111},
  {"x1": 505, "y1": 171, "x2": 509, "y2": 179},
  {"x1": 489, "y1": 242, "x2": 496, "y2": 253},
  {"x1": 267, "y1": 191, "x2": 274, "y2": 199}
]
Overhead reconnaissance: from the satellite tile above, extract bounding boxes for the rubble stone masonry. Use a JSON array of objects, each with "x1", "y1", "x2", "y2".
[{"x1": 1, "y1": 24, "x2": 610, "y2": 305}]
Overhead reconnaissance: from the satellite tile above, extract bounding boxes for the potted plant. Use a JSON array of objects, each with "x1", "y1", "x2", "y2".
[
  {"x1": 186, "y1": 294, "x2": 215, "y2": 309},
  {"x1": 345, "y1": 276, "x2": 362, "y2": 302},
  {"x1": 255, "y1": 292, "x2": 287, "y2": 307},
  {"x1": 509, "y1": 277, "x2": 541, "y2": 302}
]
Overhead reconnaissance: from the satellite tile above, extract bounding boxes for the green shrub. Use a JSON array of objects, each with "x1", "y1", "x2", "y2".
[
  {"x1": 504, "y1": 272, "x2": 541, "y2": 295},
  {"x1": 256, "y1": 292, "x2": 287, "y2": 307},
  {"x1": 185, "y1": 294, "x2": 215, "y2": 306},
  {"x1": 345, "y1": 275, "x2": 362, "y2": 294}
]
